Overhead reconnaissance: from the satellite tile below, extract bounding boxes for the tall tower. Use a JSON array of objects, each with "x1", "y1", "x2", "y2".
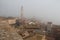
[{"x1": 21, "y1": 6, "x2": 23, "y2": 21}]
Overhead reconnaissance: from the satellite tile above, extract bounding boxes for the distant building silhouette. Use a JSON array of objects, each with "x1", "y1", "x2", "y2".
[{"x1": 46, "y1": 22, "x2": 53, "y2": 33}]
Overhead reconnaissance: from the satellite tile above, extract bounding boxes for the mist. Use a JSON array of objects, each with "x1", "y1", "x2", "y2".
[{"x1": 0, "y1": 0, "x2": 60, "y2": 24}]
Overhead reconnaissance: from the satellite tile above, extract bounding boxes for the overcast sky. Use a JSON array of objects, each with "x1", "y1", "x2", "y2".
[{"x1": 0, "y1": 0, "x2": 60, "y2": 24}]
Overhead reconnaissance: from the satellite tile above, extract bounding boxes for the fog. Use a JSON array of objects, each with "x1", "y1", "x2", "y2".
[{"x1": 0, "y1": 0, "x2": 60, "y2": 24}]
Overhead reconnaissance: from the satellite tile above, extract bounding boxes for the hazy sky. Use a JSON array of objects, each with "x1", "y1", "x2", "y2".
[{"x1": 0, "y1": 0, "x2": 60, "y2": 24}]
